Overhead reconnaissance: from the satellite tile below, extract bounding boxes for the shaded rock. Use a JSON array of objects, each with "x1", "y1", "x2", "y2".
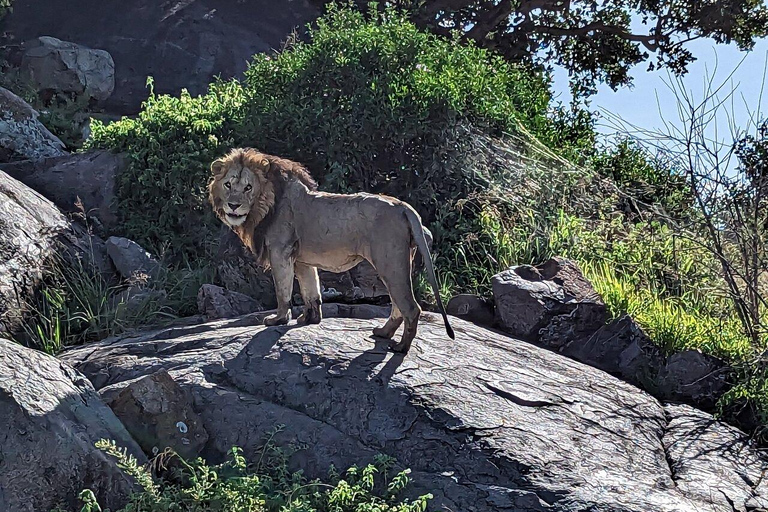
[
  {"x1": 3, "y1": 0, "x2": 320, "y2": 114},
  {"x1": 106, "y1": 369, "x2": 208, "y2": 459},
  {"x1": 21, "y1": 36, "x2": 115, "y2": 101},
  {"x1": 106, "y1": 236, "x2": 160, "y2": 283},
  {"x1": 492, "y1": 257, "x2": 606, "y2": 348},
  {"x1": 446, "y1": 294, "x2": 495, "y2": 327},
  {"x1": 111, "y1": 285, "x2": 167, "y2": 322},
  {"x1": 197, "y1": 283, "x2": 263, "y2": 320},
  {"x1": 562, "y1": 314, "x2": 664, "y2": 392},
  {"x1": 0, "y1": 86, "x2": 66, "y2": 163},
  {"x1": 61, "y1": 311, "x2": 768, "y2": 512},
  {"x1": 0, "y1": 338, "x2": 144, "y2": 512},
  {"x1": 0, "y1": 170, "x2": 108, "y2": 336},
  {"x1": 349, "y1": 260, "x2": 389, "y2": 303},
  {"x1": 215, "y1": 226, "x2": 277, "y2": 308},
  {"x1": 658, "y1": 350, "x2": 728, "y2": 408},
  {"x1": 2, "y1": 150, "x2": 125, "y2": 229}
]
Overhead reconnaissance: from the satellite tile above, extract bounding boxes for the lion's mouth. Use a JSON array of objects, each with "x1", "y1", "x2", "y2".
[{"x1": 226, "y1": 212, "x2": 247, "y2": 220}]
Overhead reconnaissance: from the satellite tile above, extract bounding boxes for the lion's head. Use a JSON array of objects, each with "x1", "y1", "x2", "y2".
[{"x1": 209, "y1": 147, "x2": 317, "y2": 251}]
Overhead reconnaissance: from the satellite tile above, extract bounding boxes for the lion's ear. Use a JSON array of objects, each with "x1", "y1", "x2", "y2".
[
  {"x1": 211, "y1": 158, "x2": 226, "y2": 176},
  {"x1": 259, "y1": 158, "x2": 270, "y2": 170}
]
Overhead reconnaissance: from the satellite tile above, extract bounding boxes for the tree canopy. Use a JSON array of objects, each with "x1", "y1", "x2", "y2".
[{"x1": 327, "y1": 0, "x2": 768, "y2": 97}]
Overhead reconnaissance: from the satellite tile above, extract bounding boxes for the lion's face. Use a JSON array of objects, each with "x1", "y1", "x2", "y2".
[{"x1": 210, "y1": 159, "x2": 261, "y2": 227}]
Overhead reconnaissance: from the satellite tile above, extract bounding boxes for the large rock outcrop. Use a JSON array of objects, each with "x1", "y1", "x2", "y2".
[
  {"x1": 3, "y1": 0, "x2": 320, "y2": 114},
  {"x1": 0, "y1": 86, "x2": 66, "y2": 163},
  {"x1": 61, "y1": 311, "x2": 768, "y2": 512},
  {"x1": 0, "y1": 338, "x2": 145, "y2": 512}
]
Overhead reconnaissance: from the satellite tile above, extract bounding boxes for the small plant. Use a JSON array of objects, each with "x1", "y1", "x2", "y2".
[{"x1": 66, "y1": 433, "x2": 432, "y2": 512}]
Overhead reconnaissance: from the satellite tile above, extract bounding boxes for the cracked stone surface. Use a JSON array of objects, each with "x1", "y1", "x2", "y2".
[
  {"x1": 61, "y1": 313, "x2": 768, "y2": 512},
  {"x1": 0, "y1": 87, "x2": 66, "y2": 163},
  {"x1": 0, "y1": 338, "x2": 144, "y2": 512}
]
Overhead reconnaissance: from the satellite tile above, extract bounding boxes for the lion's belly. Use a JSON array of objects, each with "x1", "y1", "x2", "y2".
[{"x1": 296, "y1": 248, "x2": 365, "y2": 273}]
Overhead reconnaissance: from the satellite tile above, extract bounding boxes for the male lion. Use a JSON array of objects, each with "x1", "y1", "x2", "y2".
[{"x1": 208, "y1": 147, "x2": 454, "y2": 352}]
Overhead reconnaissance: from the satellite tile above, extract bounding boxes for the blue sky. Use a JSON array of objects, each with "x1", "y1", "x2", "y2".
[{"x1": 550, "y1": 37, "x2": 768, "y2": 142}]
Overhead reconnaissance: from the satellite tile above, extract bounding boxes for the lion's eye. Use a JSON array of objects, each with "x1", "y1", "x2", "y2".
[
  {"x1": 224, "y1": 182, "x2": 231, "y2": 189},
  {"x1": 244, "y1": 184, "x2": 252, "y2": 192}
]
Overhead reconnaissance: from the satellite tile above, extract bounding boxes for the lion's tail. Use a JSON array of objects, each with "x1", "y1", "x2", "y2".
[{"x1": 404, "y1": 206, "x2": 455, "y2": 340}]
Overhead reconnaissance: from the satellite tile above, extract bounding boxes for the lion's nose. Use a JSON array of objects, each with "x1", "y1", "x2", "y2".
[{"x1": 228, "y1": 203, "x2": 241, "y2": 211}]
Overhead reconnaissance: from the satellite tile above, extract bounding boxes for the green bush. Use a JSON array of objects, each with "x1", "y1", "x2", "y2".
[{"x1": 63, "y1": 437, "x2": 431, "y2": 512}]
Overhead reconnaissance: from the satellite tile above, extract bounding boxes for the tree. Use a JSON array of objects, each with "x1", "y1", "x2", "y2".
[{"x1": 320, "y1": 0, "x2": 768, "y2": 97}]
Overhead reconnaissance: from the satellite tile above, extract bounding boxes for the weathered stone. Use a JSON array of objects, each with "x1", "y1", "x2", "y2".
[
  {"x1": 492, "y1": 257, "x2": 607, "y2": 347},
  {"x1": 0, "y1": 86, "x2": 66, "y2": 163},
  {"x1": 3, "y1": 0, "x2": 320, "y2": 114},
  {"x1": 21, "y1": 36, "x2": 115, "y2": 101},
  {"x1": 215, "y1": 226, "x2": 277, "y2": 308},
  {"x1": 106, "y1": 236, "x2": 160, "y2": 283},
  {"x1": 2, "y1": 150, "x2": 125, "y2": 229},
  {"x1": 348, "y1": 260, "x2": 389, "y2": 302},
  {"x1": 446, "y1": 294, "x2": 495, "y2": 327},
  {"x1": 0, "y1": 338, "x2": 144, "y2": 512},
  {"x1": 657, "y1": 350, "x2": 728, "y2": 408},
  {"x1": 0, "y1": 171, "x2": 108, "y2": 336},
  {"x1": 197, "y1": 283, "x2": 263, "y2": 320},
  {"x1": 562, "y1": 314, "x2": 664, "y2": 393},
  {"x1": 62, "y1": 311, "x2": 768, "y2": 512},
  {"x1": 106, "y1": 369, "x2": 209, "y2": 459}
]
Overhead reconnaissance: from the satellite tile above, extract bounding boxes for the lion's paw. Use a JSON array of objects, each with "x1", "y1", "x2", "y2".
[{"x1": 263, "y1": 313, "x2": 290, "y2": 326}]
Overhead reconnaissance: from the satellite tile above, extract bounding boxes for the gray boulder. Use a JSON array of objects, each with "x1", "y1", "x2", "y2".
[
  {"x1": 658, "y1": 350, "x2": 728, "y2": 408},
  {"x1": 61, "y1": 311, "x2": 768, "y2": 512},
  {"x1": 105, "y1": 236, "x2": 160, "y2": 283},
  {"x1": 105, "y1": 369, "x2": 209, "y2": 460},
  {"x1": 492, "y1": 257, "x2": 607, "y2": 347},
  {"x1": 0, "y1": 170, "x2": 109, "y2": 336},
  {"x1": 0, "y1": 86, "x2": 66, "y2": 163},
  {"x1": 0, "y1": 338, "x2": 144, "y2": 512},
  {"x1": 2, "y1": 150, "x2": 125, "y2": 229},
  {"x1": 21, "y1": 36, "x2": 115, "y2": 102},
  {"x1": 197, "y1": 283, "x2": 263, "y2": 320},
  {"x1": 446, "y1": 294, "x2": 495, "y2": 327}
]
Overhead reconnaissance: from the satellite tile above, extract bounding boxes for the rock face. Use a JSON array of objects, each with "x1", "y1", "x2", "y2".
[
  {"x1": 0, "y1": 338, "x2": 144, "y2": 512},
  {"x1": 492, "y1": 257, "x2": 607, "y2": 347},
  {"x1": 20, "y1": 36, "x2": 115, "y2": 102},
  {"x1": 61, "y1": 312, "x2": 768, "y2": 512},
  {"x1": 3, "y1": 0, "x2": 319, "y2": 113},
  {"x1": 446, "y1": 294, "x2": 495, "y2": 327},
  {"x1": 0, "y1": 170, "x2": 107, "y2": 336},
  {"x1": 197, "y1": 283, "x2": 263, "y2": 320},
  {"x1": 0, "y1": 86, "x2": 66, "y2": 162},
  {"x1": 2, "y1": 150, "x2": 124, "y2": 229}
]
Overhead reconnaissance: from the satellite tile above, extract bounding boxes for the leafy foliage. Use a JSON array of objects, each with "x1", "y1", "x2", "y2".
[
  {"x1": 331, "y1": 0, "x2": 768, "y2": 97},
  {"x1": 63, "y1": 437, "x2": 431, "y2": 512}
]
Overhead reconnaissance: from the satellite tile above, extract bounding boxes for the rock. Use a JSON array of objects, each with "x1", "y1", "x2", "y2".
[
  {"x1": 61, "y1": 311, "x2": 768, "y2": 512},
  {"x1": 3, "y1": 0, "x2": 320, "y2": 114},
  {"x1": 0, "y1": 338, "x2": 145, "y2": 512},
  {"x1": 215, "y1": 227, "x2": 277, "y2": 308},
  {"x1": 2, "y1": 150, "x2": 125, "y2": 229},
  {"x1": 446, "y1": 294, "x2": 494, "y2": 327},
  {"x1": 0, "y1": 170, "x2": 109, "y2": 336},
  {"x1": 105, "y1": 369, "x2": 209, "y2": 459},
  {"x1": 197, "y1": 283, "x2": 263, "y2": 320},
  {"x1": 0, "y1": 86, "x2": 66, "y2": 162},
  {"x1": 106, "y1": 236, "x2": 160, "y2": 283},
  {"x1": 112, "y1": 285, "x2": 167, "y2": 322},
  {"x1": 658, "y1": 350, "x2": 728, "y2": 408},
  {"x1": 348, "y1": 260, "x2": 389, "y2": 303},
  {"x1": 562, "y1": 314, "x2": 664, "y2": 393},
  {"x1": 492, "y1": 257, "x2": 607, "y2": 347},
  {"x1": 20, "y1": 36, "x2": 115, "y2": 102}
]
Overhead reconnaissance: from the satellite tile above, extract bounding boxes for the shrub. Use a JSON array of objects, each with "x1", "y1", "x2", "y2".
[{"x1": 62, "y1": 436, "x2": 432, "y2": 512}]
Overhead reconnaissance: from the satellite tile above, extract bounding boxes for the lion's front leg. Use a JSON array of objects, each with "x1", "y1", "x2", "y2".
[
  {"x1": 263, "y1": 256, "x2": 295, "y2": 326},
  {"x1": 295, "y1": 263, "x2": 322, "y2": 325}
]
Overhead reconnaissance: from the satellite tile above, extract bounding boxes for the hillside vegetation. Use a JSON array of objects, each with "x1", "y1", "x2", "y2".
[{"x1": 77, "y1": 5, "x2": 768, "y2": 437}]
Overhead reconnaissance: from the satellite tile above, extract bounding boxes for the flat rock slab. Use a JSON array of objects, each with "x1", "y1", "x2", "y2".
[{"x1": 61, "y1": 314, "x2": 768, "y2": 512}]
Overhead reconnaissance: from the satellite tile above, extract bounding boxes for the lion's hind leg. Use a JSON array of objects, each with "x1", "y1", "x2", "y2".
[
  {"x1": 295, "y1": 263, "x2": 322, "y2": 325},
  {"x1": 373, "y1": 304, "x2": 403, "y2": 339}
]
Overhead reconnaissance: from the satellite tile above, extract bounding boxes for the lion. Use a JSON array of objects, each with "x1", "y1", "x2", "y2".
[{"x1": 208, "y1": 147, "x2": 455, "y2": 352}]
